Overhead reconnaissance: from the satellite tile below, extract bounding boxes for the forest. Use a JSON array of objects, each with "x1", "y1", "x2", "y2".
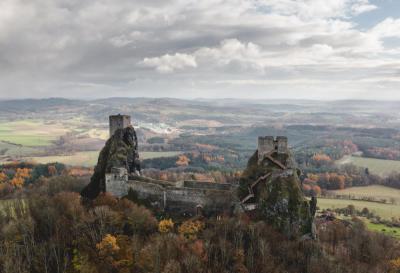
[{"x1": 1, "y1": 174, "x2": 400, "y2": 273}]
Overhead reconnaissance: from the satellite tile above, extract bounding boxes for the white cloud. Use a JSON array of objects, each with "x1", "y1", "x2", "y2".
[
  {"x1": 0, "y1": 0, "x2": 399, "y2": 99},
  {"x1": 140, "y1": 53, "x2": 197, "y2": 73},
  {"x1": 371, "y1": 17, "x2": 400, "y2": 38},
  {"x1": 351, "y1": 0, "x2": 377, "y2": 15},
  {"x1": 258, "y1": 0, "x2": 376, "y2": 20}
]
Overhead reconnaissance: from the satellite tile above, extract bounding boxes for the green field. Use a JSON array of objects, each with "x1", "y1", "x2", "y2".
[
  {"x1": 317, "y1": 197, "x2": 400, "y2": 219},
  {"x1": 328, "y1": 185, "x2": 400, "y2": 205},
  {"x1": 336, "y1": 155, "x2": 400, "y2": 176},
  {"x1": 25, "y1": 151, "x2": 183, "y2": 167},
  {"x1": 366, "y1": 221, "x2": 400, "y2": 239},
  {"x1": 0, "y1": 120, "x2": 68, "y2": 147},
  {"x1": 336, "y1": 214, "x2": 400, "y2": 239}
]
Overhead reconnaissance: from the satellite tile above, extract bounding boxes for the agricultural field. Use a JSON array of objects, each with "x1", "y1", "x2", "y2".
[
  {"x1": 24, "y1": 151, "x2": 183, "y2": 167},
  {"x1": 327, "y1": 185, "x2": 400, "y2": 205},
  {"x1": 0, "y1": 120, "x2": 68, "y2": 147},
  {"x1": 317, "y1": 197, "x2": 400, "y2": 219},
  {"x1": 366, "y1": 221, "x2": 400, "y2": 239},
  {"x1": 336, "y1": 155, "x2": 400, "y2": 176},
  {"x1": 336, "y1": 214, "x2": 400, "y2": 239}
]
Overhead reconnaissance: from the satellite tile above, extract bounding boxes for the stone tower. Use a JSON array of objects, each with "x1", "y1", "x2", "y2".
[
  {"x1": 258, "y1": 136, "x2": 288, "y2": 163},
  {"x1": 109, "y1": 114, "x2": 131, "y2": 137}
]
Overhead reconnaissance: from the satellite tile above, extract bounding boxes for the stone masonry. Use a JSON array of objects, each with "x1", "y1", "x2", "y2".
[{"x1": 109, "y1": 114, "x2": 131, "y2": 137}]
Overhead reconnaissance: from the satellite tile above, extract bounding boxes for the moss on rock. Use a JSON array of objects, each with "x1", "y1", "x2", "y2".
[
  {"x1": 81, "y1": 126, "x2": 140, "y2": 199},
  {"x1": 239, "y1": 150, "x2": 315, "y2": 238}
]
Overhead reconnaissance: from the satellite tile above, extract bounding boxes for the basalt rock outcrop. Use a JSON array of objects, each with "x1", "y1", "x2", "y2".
[
  {"x1": 239, "y1": 147, "x2": 316, "y2": 238},
  {"x1": 81, "y1": 126, "x2": 140, "y2": 199}
]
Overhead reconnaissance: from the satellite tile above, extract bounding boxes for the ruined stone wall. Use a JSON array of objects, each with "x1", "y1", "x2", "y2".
[
  {"x1": 183, "y1": 180, "x2": 233, "y2": 191},
  {"x1": 126, "y1": 180, "x2": 235, "y2": 215},
  {"x1": 105, "y1": 168, "x2": 128, "y2": 197}
]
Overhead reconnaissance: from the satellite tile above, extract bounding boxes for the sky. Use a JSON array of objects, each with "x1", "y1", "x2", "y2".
[{"x1": 1, "y1": 0, "x2": 400, "y2": 100}]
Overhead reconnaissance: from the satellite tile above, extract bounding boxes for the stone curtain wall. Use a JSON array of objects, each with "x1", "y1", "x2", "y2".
[{"x1": 124, "y1": 179, "x2": 234, "y2": 214}]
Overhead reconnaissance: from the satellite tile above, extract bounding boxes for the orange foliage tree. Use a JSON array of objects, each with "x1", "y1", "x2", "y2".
[
  {"x1": 176, "y1": 155, "x2": 190, "y2": 167},
  {"x1": 389, "y1": 257, "x2": 400, "y2": 273},
  {"x1": 10, "y1": 168, "x2": 31, "y2": 188},
  {"x1": 0, "y1": 172, "x2": 7, "y2": 183},
  {"x1": 312, "y1": 154, "x2": 332, "y2": 162}
]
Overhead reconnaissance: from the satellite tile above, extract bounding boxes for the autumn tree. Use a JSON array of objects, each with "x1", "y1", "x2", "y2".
[
  {"x1": 389, "y1": 257, "x2": 400, "y2": 273},
  {"x1": 178, "y1": 220, "x2": 204, "y2": 240},
  {"x1": 159, "y1": 219, "x2": 174, "y2": 233},
  {"x1": 10, "y1": 168, "x2": 31, "y2": 188},
  {"x1": 0, "y1": 172, "x2": 7, "y2": 183},
  {"x1": 176, "y1": 155, "x2": 190, "y2": 167}
]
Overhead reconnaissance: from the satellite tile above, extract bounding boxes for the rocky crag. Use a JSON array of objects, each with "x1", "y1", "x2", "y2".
[
  {"x1": 81, "y1": 126, "x2": 140, "y2": 199},
  {"x1": 238, "y1": 145, "x2": 316, "y2": 238}
]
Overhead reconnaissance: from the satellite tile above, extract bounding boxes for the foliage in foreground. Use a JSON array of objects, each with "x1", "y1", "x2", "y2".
[{"x1": 0, "y1": 176, "x2": 399, "y2": 273}]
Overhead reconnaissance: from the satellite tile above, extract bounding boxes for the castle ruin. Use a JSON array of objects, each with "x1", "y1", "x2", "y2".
[
  {"x1": 105, "y1": 167, "x2": 129, "y2": 197},
  {"x1": 109, "y1": 114, "x2": 131, "y2": 136},
  {"x1": 103, "y1": 115, "x2": 296, "y2": 217},
  {"x1": 258, "y1": 136, "x2": 288, "y2": 164}
]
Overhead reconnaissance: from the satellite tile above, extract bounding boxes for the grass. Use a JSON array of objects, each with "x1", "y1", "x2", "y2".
[
  {"x1": 366, "y1": 221, "x2": 400, "y2": 239},
  {"x1": 0, "y1": 142, "x2": 40, "y2": 157},
  {"x1": 335, "y1": 214, "x2": 400, "y2": 239},
  {"x1": 317, "y1": 197, "x2": 400, "y2": 219},
  {"x1": 336, "y1": 155, "x2": 400, "y2": 176},
  {"x1": 25, "y1": 151, "x2": 183, "y2": 167},
  {"x1": 0, "y1": 120, "x2": 68, "y2": 147},
  {"x1": 327, "y1": 185, "x2": 400, "y2": 205},
  {"x1": 27, "y1": 151, "x2": 100, "y2": 167},
  {"x1": 140, "y1": 151, "x2": 182, "y2": 160},
  {"x1": 0, "y1": 199, "x2": 27, "y2": 217}
]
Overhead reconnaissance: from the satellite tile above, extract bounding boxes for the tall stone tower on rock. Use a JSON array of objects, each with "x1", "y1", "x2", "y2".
[
  {"x1": 81, "y1": 114, "x2": 140, "y2": 199},
  {"x1": 109, "y1": 114, "x2": 131, "y2": 137}
]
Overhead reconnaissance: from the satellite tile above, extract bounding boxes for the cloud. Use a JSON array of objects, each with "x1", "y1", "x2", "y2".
[
  {"x1": 351, "y1": 0, "x2": 377, "y2": 15},
  {"x1": 0, "y1": 0, "x2": 398, "y2": 100},
  {"x1": 371, "y1": 17, "x2": 400, "y2": 38},
  {"x1": 258, "y1": 0, "x2": 377, "y2": 19},
  {"x1": 140, "y1": 53, "x2": 197, "y2": 73}
]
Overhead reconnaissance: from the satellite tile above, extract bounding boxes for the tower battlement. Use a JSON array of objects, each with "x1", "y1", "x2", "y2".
[
  {"x1": 258, "y1": 136, "x2": 288, "y2": 163},
  {"x1": 109, "y1": 114, "x2": 131, "y2": 137}
]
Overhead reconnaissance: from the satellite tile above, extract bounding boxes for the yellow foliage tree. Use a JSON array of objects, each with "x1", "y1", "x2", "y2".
[
  {"x1": 96, "y1": 234, "x2": 120, "y2": 256},
  {"x1": 159, "y1": 219, "x2": 174, "y2": 233},
  {"x1": 178, "y1": 220, "x2": 204, "y2": 240},
  {"x1": 389, "y1": 257, "x2": 400, "y2": 273},
  {"x1": 96, "y1": 234, "x2": 134, "y2": 272}
]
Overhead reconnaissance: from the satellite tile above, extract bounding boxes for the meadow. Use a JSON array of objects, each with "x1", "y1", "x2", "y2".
[
  {"x1": 317, "y1": 197, "x2": 400, "y2": 219},
  {"x1": 336, "y1": 155, "x2": 400, "y2": 176},
  {"x1": 327, "y1": 185, "x2": 400, "y2": 204},
  {"x1": 0, "y1": 120, "x2": 68, "y2": 147},
  {"x1": 25, "y1": 151, "x2": 183, "y2": 167},
  {"x1": 366, "y1": 221, "x2": 400, "y2": 239}
]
